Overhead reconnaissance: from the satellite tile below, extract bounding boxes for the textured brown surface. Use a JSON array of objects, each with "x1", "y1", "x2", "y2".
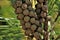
[{"x1": 14, "y1": 0, "x2": 48, "y2": 40}]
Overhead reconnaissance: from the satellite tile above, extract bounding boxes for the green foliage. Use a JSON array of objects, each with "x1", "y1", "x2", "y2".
[
  {"x1": 0, "y1": 0, "x2": 25, "y2": 40},
  {"x1": 48, "y1": 0, "x2": 60, "y2": 36}
]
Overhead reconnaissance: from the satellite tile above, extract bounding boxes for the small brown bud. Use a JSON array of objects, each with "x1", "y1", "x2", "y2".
[
  {"x1": 34, "y1": 32, "x2": 40, "y2": 40},
  {"x1": 31, "y1": 25, "x2": 37, "y2": 31},
  {"x1": 35, "y1": 20, "x2": 40, "y2": 26},
  {"x1": 25, "y1": 29, "x2": 32, "y2": 36},
  {"x1": 25, "y1": 22, "x2": 31, "y2": 28},
  {"x1": 29, "y1": 11, "x2": 35, "y2": 17},
  {"x1": 23, "y1": 9, "x2": 29, "y2": 16},
  {"x1": 42, "y1": 5, "x2": 48, "y2": 12},
  {"x1": 16, "y1": 7, "x2": 22, "y2": 14},
  {"x1": 24, "y1": 16, "x2": 30, "y2": 22},
  {"x1": 16, "y1": 1, "x2": 22, "y2": 7},
  {"x1": 22, "y1": 3, "x2": 27, "y2": 9},
  {"x1": 30, "y1": 18, "x2": 36, "y2": 24},
  {"x1": 17, "y1": 14, "x2": 24, "y2": 20}
]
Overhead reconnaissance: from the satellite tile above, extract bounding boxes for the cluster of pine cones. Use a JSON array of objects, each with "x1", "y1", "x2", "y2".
[{"x1": 14, "y1": 0, "x2": 48, "y2": 40}]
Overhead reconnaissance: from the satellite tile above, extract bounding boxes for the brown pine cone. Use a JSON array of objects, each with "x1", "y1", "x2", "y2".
[
  {"x1": 16, "y1": 0, "x2": 22, "y2": 7},
  {"x1": 23, "y1": 9, "x2": 29, "y2": 16},
  {"x1": 35, "y1": 3, "x2": 43, "y2": 9},
  {"x1": 15, "y1": 7, "x2": 22, "y2": 14},
  {"x1": 30, "y1": 18, "x2": 36, "y2": 24},
  {"x1": 42, "y1": 5, "x2": 48, "y2": 12},
  {"x1": 17, "y1": 14, "x2": 24, "y2": 20},
  {"x1": 40, "y1": 18, "x2": 45, "y2": 23},
  {"x1": 29, "y1": 11, "x2": 35, "y2": 17},
  {"x1": 22, "y1": 3, "x2": 27, "y2": 9},
  {"x1": 25, "y1": 29, "x2": 32, "y2": 36},
  {"x1": 35, "y1": 9, "x2": 41, "y2": 15},
  {"x1": 28, "y1": 6, "x2": 33, "y2": 11},
  {"x1": 40, "y1": 11, "x2": 47, "y2": 18},
  {"x1": 25, "y1": 22, "x2": 31, "y2": 28},
  {"x1": 34, "y1": 32, "x2": 40, "y2": 40},
  {"x1": 37, "y1": 27, "x2": 44, "y2": 34},
  {"x1": 24, "y1": 16, "x2": 30, "y2": 22},
  {"x1": 31, "y1": 25, "x2": 37, "y2": 31},
  {"x1": 35, "y1": 20, "x2": 40, "y2": 26},
  {"x1": 25, "y1": 0, "x2": 31, "y2": 5}
]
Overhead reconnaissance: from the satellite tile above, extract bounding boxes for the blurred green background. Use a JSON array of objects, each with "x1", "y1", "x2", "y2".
[
  {"x1": 0, "y1": 0, "x2": 60, "y2": 40},
  {"x1": 0, "y1": 0, "x2": 25, "y2": 40}
]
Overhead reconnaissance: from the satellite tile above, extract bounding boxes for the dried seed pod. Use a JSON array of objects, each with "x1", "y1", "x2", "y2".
[
  {"x1": 35, "y1": 3, "x2": 43, "y2": 9},
  {"x1": 16, "y1": 7, "x2": 22, "y2": 14},
  {"x1": 34, "y1": 32, "x2": 40, "y2": 40},
  {"x1": 37, "y1": 0, "x2": 44, "y2": 3},
  {"x1": 17, "y1": 14, "x2": 24, "y2": 20},
  {"x1": 25, "y1": 29, "x2": 32, "y2": 36},
  {"x1": 31, "y1": 25, "x2": 37, "y2": 31},
  {"x1": 42, "y1": 5, "x2": 48, "y2": 12},
  {"x1": 30, "y1": 18, "x2": 36, "y2": 24},
  {"x1": 22, "y1": 3, "x2": 27, "y2": 9},
  {"x1": 16, "y1": 1, "x2": 22, "y2": 7},
  {"x1": 24, "y1": 16, "x2": 30, "y2": 22},
  {"x1": 25, "y1": 22, "x2": 31, "y2": 28},
  {"x1": 29, "y1": 11, "x2": 35, "y2": 17},
  {"x1": 35, "y1": 20, "x2": 40, "y2": 26},
  {"x1": 23, "y1": 9, "x2": 29, "y2": 16}
]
